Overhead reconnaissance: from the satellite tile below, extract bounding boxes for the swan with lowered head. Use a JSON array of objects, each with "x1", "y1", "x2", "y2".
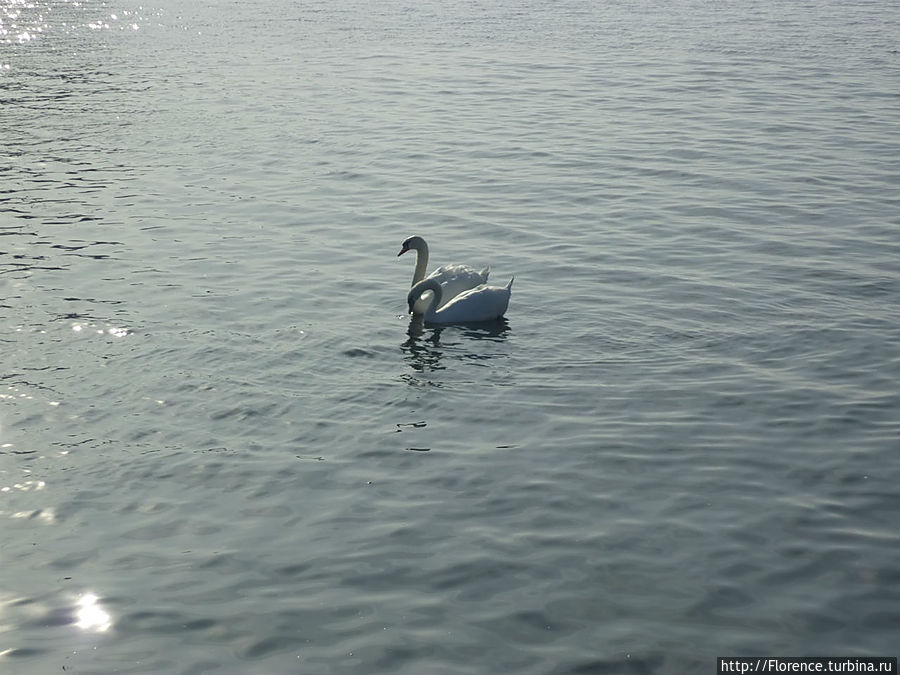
[
  {"x1": 398, "y1": 235, "x2": 490, "y2": 313},
  {"x1": 408, "y1": 277, "x2": 513, "y2": 323}
]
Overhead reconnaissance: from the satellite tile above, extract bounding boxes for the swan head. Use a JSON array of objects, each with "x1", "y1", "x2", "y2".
[
  {"x1": 407, "y1": 277, "x2": 442, "y2": 314},
  {"x1": 398, "y1": 235, "x2": 427, "y2": 257}
]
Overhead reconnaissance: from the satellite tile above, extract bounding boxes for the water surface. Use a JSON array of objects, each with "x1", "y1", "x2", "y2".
[{"x1": 2, "y1": 0, "x2": 899, "y2": 672}]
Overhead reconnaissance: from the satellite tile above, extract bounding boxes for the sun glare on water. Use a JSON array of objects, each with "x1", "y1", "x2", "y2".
[{"x1": 75, "y1": 593, "x2": 112, "y2": 633}]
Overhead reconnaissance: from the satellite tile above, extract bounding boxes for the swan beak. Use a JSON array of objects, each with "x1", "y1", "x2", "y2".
[{"x1": 397, "y1": 246, "x2": 408, "y2": 257}]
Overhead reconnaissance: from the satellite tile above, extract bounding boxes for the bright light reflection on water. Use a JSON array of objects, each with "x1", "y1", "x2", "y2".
[{"x1": 75, "y1": 593, "x2": 112, "y2": 633}]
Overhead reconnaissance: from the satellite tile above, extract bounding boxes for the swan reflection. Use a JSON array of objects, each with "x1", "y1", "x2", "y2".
[
  {"x1": 401, "y1": 316, "x2": 511, "y2": 384},
  {"x1": 405, "y1": 315, "x2": 510, "y2": 342},
  {"x1": 457, "y1": 318, "x2": 511, "y2": 341},
  {"x1": 402, "y1": 316, "x2": 445, "y2": 379}
]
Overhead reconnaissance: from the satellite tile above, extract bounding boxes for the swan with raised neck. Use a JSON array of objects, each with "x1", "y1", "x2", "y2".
[
  {"x1": 397, "y1": 235, "x2": 431, "y2": 288},
  {"x1": 397, "y1": 235, "x2": 490, "y2": 313}
]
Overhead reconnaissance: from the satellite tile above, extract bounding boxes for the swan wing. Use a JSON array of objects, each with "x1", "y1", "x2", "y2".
[
  {"x1": 415, "y1": 264, "x2": 490, "y2": 312},
  {"x1": 426, "y1": 265, "x2": 489, "y2": 296},
  {"x1": 425, "y1": 282, "x2": 511, "y2": 323}
]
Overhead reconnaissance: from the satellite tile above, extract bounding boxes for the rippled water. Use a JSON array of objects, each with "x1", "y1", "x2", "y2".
[{"x1": 2, "y1": 0, "x2": 899, "y2": 672}]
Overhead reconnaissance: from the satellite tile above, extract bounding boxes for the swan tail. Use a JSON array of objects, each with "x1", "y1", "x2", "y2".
[{"x1": 506, "y1": 277, "x2": 515, "y2": 290}]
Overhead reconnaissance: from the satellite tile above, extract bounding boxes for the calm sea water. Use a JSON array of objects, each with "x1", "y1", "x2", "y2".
[{"x1": 2, "y1": 0, "x2": 899, "y2": 673}]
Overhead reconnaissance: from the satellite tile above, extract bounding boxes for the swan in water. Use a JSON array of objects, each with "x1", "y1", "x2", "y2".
[
  {"x1": 398, "y1": 235, "x2": 490, "y2": 313},
  {"x1": 408, "y1": 277, "x2": 513, "y2": 323}
]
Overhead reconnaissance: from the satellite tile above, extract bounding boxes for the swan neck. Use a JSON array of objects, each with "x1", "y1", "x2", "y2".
[
  {"x1": 425, "y1": 279, "x2": 442, "y2": 314},
  {"x1": 412, "y1": 241, "x2": 429, "y2": 286},
  {"x1": 410, "y1": 278, "x2": 442, "y2": 316}
]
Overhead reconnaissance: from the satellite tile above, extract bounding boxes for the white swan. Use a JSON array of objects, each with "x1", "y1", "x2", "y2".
[
  {"x1": 398, "y1": 235, "x2": 490, "y2": 313},
  {"x1": 408, "y1": 277, "x2": 513, "y2": 323}
]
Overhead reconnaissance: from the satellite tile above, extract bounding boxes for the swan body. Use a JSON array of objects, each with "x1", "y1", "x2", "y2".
[
  {"x1": 398, "y1": 235, "x2": 489, "y2": 313},
  {"x1": 408, "y1": 277, "x2": 513, "y2": 323}
]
